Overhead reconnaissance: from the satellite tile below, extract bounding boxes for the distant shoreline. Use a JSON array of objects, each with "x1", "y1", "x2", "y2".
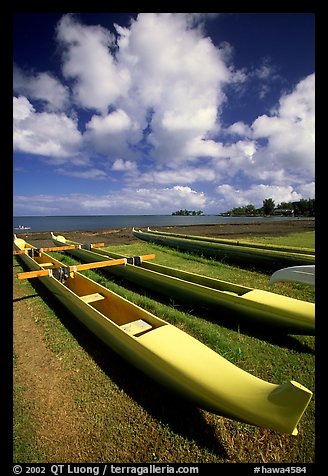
[{"x1": 13, "y1": 214, "x2": 314, "y2": 234}]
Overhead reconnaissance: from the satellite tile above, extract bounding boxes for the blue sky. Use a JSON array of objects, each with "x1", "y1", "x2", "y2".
[{"x1": 13, "y1": 12, "x2": 315, "y2": 216}]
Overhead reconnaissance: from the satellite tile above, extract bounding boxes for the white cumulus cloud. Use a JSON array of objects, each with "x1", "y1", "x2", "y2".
[
  {"x1": 216, "y1": 183, "x2": 304, "y2": 211},
  {"x1": 56, "y1": 14, "x2": 131, "y2": 114},
  {"x1": 13, "y1": 13, "x2": 315, "y2": 214},
  {"x1": 251, "y1": 73, "x2": 315, "y2": 177},
  {"x1": 13, "y1": 65, "x2": 70, "y2": 111},
  {"x1": 13, "y1": 96, "x2": 83, "y2": 160},
  {"x1": 13, "y1": 185, "x2": 209, "y2": 215}
]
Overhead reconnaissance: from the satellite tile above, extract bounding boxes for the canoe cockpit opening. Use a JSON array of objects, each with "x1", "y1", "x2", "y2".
[
  {"x1": 80, "y1": 293, "x2": 105, "y2": 304},
  {"x1": 121, "y1": 319, "x2": 153, "y2": 337},
  {"x1": 221, "y1": 289, "x2": 250, "y2": 297},
  {"x1": 221, "y1": 290, "x2": 239, "y2": 296}
]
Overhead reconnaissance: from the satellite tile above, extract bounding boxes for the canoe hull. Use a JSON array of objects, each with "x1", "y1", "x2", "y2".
[
  {"x1": 146, "y1": 228, "x2": 315, "y2": 255},
  {"x1": 51, "y1": 234, "x2": 315, "y2": 335},
  {"x1": 132, "y1": 229, "x2": 315, "y2": 272}
]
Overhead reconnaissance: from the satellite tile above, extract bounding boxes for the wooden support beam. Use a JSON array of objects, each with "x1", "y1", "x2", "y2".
[
  {"x1": 13, "y1": 243, "x2": 105, "y2": 255},
  {"x1": 17, "y1": 254, "x2": 156, "y2": 280}
]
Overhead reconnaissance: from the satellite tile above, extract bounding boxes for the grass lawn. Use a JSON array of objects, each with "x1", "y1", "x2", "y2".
[{"x1": 13, "y1": 230, "x2": 315, "y2": 463}]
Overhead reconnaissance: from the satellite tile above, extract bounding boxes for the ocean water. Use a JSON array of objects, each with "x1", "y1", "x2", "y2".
[{"x1": 12, "y1": 215, "x2": 306, "y2": 233}]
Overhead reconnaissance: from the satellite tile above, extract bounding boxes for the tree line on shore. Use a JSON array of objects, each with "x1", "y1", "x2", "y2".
[
  {"x1": 220, "y1": 198, "x2": 315, "y2": 217},
  {"x1": 171, "y1": 209, "x2": 204, "y2": 216},
  {"x1": 171, "y1": 198, "x2": 315, "y2": 217}
]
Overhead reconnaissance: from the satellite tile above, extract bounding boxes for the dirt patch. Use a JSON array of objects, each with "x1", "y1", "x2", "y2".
[
  {"x1": 13, "y1": 271, "x2": 91, "y2": 461},
  {"x1": 19, "y1": 219, "x2": 314, "y2": 249}
]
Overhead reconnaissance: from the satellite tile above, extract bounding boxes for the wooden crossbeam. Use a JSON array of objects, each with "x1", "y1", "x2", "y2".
[
  {"x1": 13, "y1": 243, "x2": 105, "y2": 255},
  {"x1": 17, "y1": 254, "x2": 156, "y2": 280}
]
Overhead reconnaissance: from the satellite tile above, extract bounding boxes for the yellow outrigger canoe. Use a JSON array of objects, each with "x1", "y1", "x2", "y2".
[
  {"x1": 14, "y1": 236, "x2": 313, "y2": 435},
  {"x1": 50, "y1": 233, "x2": 314, "y2": 335}
]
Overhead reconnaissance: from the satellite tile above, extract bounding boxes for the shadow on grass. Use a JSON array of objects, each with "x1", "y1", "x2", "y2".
[
  {"x1": 185, "y1": 304, "x2": 315, "y2": 355},
  {"x1": 13, "y1": 294, "x2": 39, "y2": 303},
  {"x1": 17, "y1": 265, "x2": 229, "y2": 460},
  {"x1": 131, "y1": 239, "x2": 310, "y2": 275}
]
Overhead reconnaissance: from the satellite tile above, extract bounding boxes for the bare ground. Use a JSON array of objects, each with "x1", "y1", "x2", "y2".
[
  {"x1": 18, "y1": 218, "x2": 315, "y2": 249},
  {"x1": 13, "y1": 271, "x2": 93, "y2": 461}
]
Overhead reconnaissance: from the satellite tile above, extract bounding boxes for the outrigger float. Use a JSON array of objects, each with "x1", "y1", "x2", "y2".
[
  {"x1": 50, "y1": 233, "x2": 315, "y2": 335},
  {"x1": 14, "y1": 235, "x2": 312, "y2": 435}
]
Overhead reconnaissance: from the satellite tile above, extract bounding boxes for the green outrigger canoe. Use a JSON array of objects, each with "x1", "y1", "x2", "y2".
[
  {"x1": 14, "y1": 235, "x2": 313, "y2": 435},
  {"x1": 132, "y1": 228, "x2": 315, "y2": 272},
  {"x1": 144, "y1": 227, "x2": 315, "y2": 255},
  {"x1": 51, "y1": 233, "x2": 314, "y2": 335}
]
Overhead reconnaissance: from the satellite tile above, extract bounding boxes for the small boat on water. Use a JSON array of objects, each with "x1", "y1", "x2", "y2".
[
  {"x1": 132, "y1": 228, "x2": 315, "y2": 272},
  {"x1": 14, "y1": 235, "x2": 313, "y2": 435},
  {"x1": 50, "y1": 233, "x2": 315, "y2": 335},
  {"x1": 14, "y1": 225, "x2": 31, "y2": 230}
]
